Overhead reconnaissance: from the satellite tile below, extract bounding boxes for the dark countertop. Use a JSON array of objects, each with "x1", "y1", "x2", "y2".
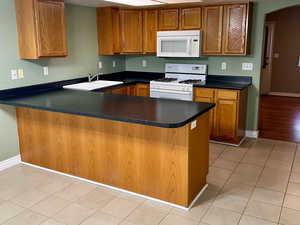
[{"x1": 0, "y1": 89, "x2": 214, "y2": 128}]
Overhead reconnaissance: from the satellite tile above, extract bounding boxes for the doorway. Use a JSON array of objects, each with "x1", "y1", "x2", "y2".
[{"x1": 259, "y1": 6, "x2": 300, "y2": 142}]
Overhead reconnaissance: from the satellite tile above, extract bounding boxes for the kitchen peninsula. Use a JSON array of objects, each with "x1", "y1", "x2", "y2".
[{"x1": 0, "y1": 84, "x2": 215, "y2": 209}]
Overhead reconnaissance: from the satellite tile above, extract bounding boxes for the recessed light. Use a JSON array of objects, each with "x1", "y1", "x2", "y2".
[{"x1": 104, "y1": 0, "x2": 164, "y2": 6}]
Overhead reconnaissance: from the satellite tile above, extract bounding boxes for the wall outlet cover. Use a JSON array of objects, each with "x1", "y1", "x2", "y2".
[
  {"x1": 113, "y1": 61, "x2": 116, "y2": 68},
  {"x1": 18, "y1": 69, "x2": 24, "y2": 79},
  {"x1": 191, "y1": 120, "x2": 197, "y2": 130},
  {"x1": 242, "y1": 63, "x2": 254, "y2": 71},
  {"x1": 221, "y1": 62, "x2": 227, "y2": 71},
  {"x1": 11, "y1": 70, "x2": 18, "y2": 80},
  {"x1": 98, "y1": 61, "x2": 102, "y2": 69},
  {"x1": 43, "y1": 67, "x2": 49, "y2": 76},
  {"x1": 142, "y1": 60, "x2": 147, "y2": 67}
]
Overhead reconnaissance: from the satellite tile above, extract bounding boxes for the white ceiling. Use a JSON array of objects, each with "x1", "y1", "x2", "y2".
[{"x1": 66, "y1": 0, "x2": 256, "y2": 7}]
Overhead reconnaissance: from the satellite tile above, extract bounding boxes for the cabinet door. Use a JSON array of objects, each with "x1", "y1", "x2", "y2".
[
  {"x1": 136, "y1": 84, "x2": 150, "y2": 97},
  {"x1": 180, "y1": 7, "x2": 202, "y2": 30},
  {"x1": 223, "y1": 4, "x2": 248, "y2": 55},
  {"x1": 111, "y1": 87, "x2": 127, "y2": 95},
  {"x1": 120, "y1": 9, "x2": 143, "y2": 53},
  {"x1": 158, "y1": 9, "x2": 179, "y2": 31},
  {"x1": 202, "y1": 6, "x2": 223, "y2": 55},
  {"x1": 35, "y1": 0, "x2": 67, "y2": 57},
  {"x1": 143, "y1": 9, "x2": 158, "y2": 54},
  {"x1": 127, "y1": 85, "x2": 136, "y2": 96}
]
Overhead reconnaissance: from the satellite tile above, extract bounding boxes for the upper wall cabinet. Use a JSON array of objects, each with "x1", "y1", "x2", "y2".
[
  {"x1": 180, "y1": 7, "x2": 202, "y2": 30},
  {"x1": 202, "y1": 3, "x2": 251, "y2": 55},
  {"x1": 97, "y1": 7, "x2": 121, "y2": 55},
  {"x1": 143, "y1": 9, "x2": 158, "y2": 54},
  {"x1": 15, "y1": 0, "x2": 67, "y2": 59},
  {"x1": 158, "y1": 9, "x2": 179, "y2": 30},
  {"x1": 120, "y1": 9, "x2": 143, "y2": 54}
]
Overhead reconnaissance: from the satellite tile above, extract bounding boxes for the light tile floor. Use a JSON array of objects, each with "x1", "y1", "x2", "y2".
[{"x1": 1, "y1": 138, "x2": 300, "y2": 225}]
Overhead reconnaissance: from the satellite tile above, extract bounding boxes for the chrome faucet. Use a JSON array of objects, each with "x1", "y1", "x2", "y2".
[{"x1": 88, "y1": 73, "x2": 103, "y2": 82}]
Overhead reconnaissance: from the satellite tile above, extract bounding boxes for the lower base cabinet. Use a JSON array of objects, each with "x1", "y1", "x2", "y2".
[
  {"x1": 101, "y1": 83, "x2": 150, "y2": 97},
  {"x1": 195, "y1": 88, "x2": 248, "y2": 145}
]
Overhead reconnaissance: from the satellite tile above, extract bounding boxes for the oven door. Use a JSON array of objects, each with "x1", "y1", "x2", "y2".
[
  {"x1": 157, "y1": 37, "x2": 196, "y2": 58},
  {"x1": 150, "y1": 89, "x2": 193, "y2": 101}
]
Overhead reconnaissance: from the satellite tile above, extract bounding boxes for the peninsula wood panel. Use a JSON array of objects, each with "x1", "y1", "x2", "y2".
[
  {"x1": 222, "y1": 4, "x2": 248, "y2": 55},
  {"x1": 180, "y1": 7, "x2": 202, "y2": 30},
  {"x1": 120, "y1": 9, "x2": 143, "y2": 53},
  {"x1": 202, "y1": 5, "x2": 224, "y2": 55},
  {"x1": 136, "y1": 83, "x2": 150, "y2": 97},
  {"x1": 15, "y1": 0, "x2": 67, "y2": 59},
  {"x1": 16, "y1": 108, "x2": 209, "y2": 207},
  {"x1": 143, "y1": 9, "x2": 158, "y2": 54}
]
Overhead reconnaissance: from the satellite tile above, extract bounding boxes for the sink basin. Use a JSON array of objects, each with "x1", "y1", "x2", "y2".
[{"x1": 63, "y1": 80, "x2": 123, "y2": 91}]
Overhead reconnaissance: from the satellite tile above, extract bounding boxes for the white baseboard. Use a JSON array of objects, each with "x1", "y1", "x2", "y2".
[
  {"x1": 0, "y1": 155, "x2": 21, "y2": 172},
  {"x1": 245, "y1": 130, "x2": 259, "y2": 139},
  {"x1": 269, "y1": 92, "x2": 300, "y2": 98}
]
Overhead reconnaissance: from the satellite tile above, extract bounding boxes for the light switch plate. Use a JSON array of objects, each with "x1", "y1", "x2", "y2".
[
  {"x1": 191, "y1": 120, "x2": 197, "y2": 130},
  {"x1": 11, "y1": 70, "x2": 18, "y2": 80},
  {"x1": 18, "y1": 69, "x2": 24, "y2": 79},
  {"x1": 43, "y1": 67, "x2": 49, "y2": 76},
  {"x1": 221, "y1": 62, "x2": 227, "y2": 71},
  {"x1": 113, "y1": 61, "x2": 116, "y2": 68},
  {"x1": 98, "y1": 61, "x2": 102, "y2": 69},
  {"x1": 242, "y1": 63, "x2": 253, "y2": 71},
  {"x1": 142, "y1": 60, "x2": 147, "y2": 67}
]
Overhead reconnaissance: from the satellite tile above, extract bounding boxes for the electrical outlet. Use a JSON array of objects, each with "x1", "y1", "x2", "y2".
[
  {"x1": 221, "y1": 62, "x2": 227, "y2": 71},
  {"x1": 18, "y1": 69, "x2": 24, "y2": 79},
  {"x1": 98, "y1": 61, "x2": 102, "y2": 69},
  {"x1": 113, "y1": 61, "x2": 116, "y2": 68},
  {"x1": 191, "y1": 120, "x2": 197, "y2": 130},
  {"x1": 11, "y1": 69, "x2": 18, "y2": 80},
  {"x1": 43, "y1": 67, "x2": 49, "y2": 76},
  {"x1": 142, "y1": 60, "x2": 147, "y2": 67},
  {"x1": 242, "y1": 63, "x2": 253, "y2": 71}
]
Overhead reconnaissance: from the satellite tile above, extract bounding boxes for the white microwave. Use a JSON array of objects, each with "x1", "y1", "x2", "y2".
[{"x1": 157, "y1": 30, "x2": 202, "y2": 58}]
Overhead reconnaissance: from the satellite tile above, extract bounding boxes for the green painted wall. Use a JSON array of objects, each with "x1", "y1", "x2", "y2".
[
  {"x1": 125, "y1": 0, "x2": 300, "y2": 131},
  {"x1": 0, "y1": 1, "x2": 124, "y2": 161}
]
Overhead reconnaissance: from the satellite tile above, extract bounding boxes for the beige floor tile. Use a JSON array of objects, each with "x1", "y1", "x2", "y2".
[
  {"x1": 31, "y1": 196, "x2": 71, "y2": 217},
  {"x1": 11, "y1": 189, "x2": 50, "y2": 208},
  {"x1": 228, "y1": 172, "x2": 259, "y2": 186},
  {"x1": 287, "y1": 182, "x2": 300, "y2": 196},
  {"x1": 244, "y1": 200, "x2": 281, "y2": 223},
  {"x1": 76, "y1": 189, "x2": 116, "y2": 210},
  {"x1": 290, "y1": 172, "x2": 300, "y2": 184},
  {"x1": 269, "y1": 151, "x2": 294, "y2": 164},
  {"x1": 119, "y1": 222, "x2": 138, "y2": 225},
  {"x1": 273, "y1": 141, "x2": 296, "y2": 152},
  {"x1": 210, "y1": 143, "x2": 226, "y2": 153},
  {"x1": 54, "y1": 203, "x2": 95, "y2": 225},
  {"x1": 251, "y1": 188, "x2": 284, "y2": 206},
  {"x1": 234, "y1": 163, "x2": 263, "y2": 177},
  {"x1": 37, "y1": 176, "x2": 75, "y2": 194},
  {"x1": 118, "y1": 192, "x2": 146, "y2": 204},
  {"x1": 292, "y1": 163, "x2": 300, "y2": 173},
  {"x1": 220, "y1": 182, "x2": 254, "y2": 200},
  {"x1": 257, "y1": 173, "x2": 289, "y2": 192},
  {"x1": 2, "y1": 210, "x2": 47, "y2": 225},
  {"x1": 207, "y1": 167, "x2": 232, "y2": 181},
  {"x1": 0, "y1": 202, "x2": 25, "y2": 224},
  {"x1": 213, "y1": 193, "x2": 248, "y2": 213},
  {"x1": 213, "y1": 158, "x2": 238, "y2": 171},
  {"x1": 283, "y1": 194, "x2": 300, "y2": 211},
  {"x1": 141, "y1": 200, "x2": 173, "y2": 212},
  {"x1": 40, "y1": 219, "x2": 66, "y2": 225},
  {"x1": 241, "y1": 152, "x2": 268, "y2": 166},
  {"x1": 207, "y1": 177, "x2": 227, "y2": 193},
  {"x1": 80, "y1": 211, "x2": 122, "y2": 225},
  {"x1": 280, "y1": 207, "x2": 300, "y2": 225},
  {"x1": 125, "y1": 204, "x2": 168, "y2": 225},
  {"x1": 219, "y1": 149, "x2": 246, "y2": 162},
  {"x1": 239, "y1": 215, "x2": 277, "y2": 225},
  {"x1": 101, "y1": 198, "x2": 140, "y2": 219},
  {"x1": 54, "y1": 181, "x2": 97, "y2": 201},
  {"x1": 265, "y1": 159, "x2": 292, "y2": 171},
  {"x1": 202, "y1": 206, "x2": 241, "y2": 225},
  {"x1": 160, "y1": 214, "x2": 198, "y2": 225},
  {"x1": 0, "y1": 183, "x2": 31, "y2": 201}
]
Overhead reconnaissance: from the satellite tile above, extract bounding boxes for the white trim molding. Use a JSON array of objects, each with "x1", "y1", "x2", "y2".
[
  {"x1": 245, "y1": 130, "x2": 259, "y2": 139},
  {"x1": 0, "y1": 155, "x2": 21, "y2": 171},
  {"x1": 269, "y1": 92, "x2": 300, "y2": 98}
]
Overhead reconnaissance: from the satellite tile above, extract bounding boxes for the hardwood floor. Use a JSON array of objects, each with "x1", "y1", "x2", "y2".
[{"x1": 259, "y1": 95, "x2": 300, "y2": 142}]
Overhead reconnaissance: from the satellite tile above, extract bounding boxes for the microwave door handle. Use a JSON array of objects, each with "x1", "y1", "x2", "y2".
[{"x1": 187, "y1": 39, "x2": 191, "y2": 55}]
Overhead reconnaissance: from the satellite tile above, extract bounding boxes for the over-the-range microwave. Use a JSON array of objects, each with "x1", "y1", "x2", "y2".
[{"x1": 157, "y1": 30, "x2": 202, "y2": 58}]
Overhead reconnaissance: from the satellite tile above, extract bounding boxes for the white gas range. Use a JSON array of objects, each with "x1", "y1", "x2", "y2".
[{"x1": 150, "y1": 64, "x2": 208, "y2": 101}]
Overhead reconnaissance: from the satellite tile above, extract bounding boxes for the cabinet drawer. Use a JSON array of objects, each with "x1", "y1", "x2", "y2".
[
  {"x1": 194, "y1": 88, "x2": 214, "y2": 98},
  {"x1": 216, "y1": 90, "x2": 238, "y2": 100}
]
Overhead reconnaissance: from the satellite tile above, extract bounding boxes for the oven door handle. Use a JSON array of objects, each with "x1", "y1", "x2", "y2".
[{"x1": 150, "y1": 89, "x2": 192, "y2": 95}]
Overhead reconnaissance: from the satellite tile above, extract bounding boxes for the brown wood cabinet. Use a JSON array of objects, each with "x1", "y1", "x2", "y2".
[
  {"x1": 158, "y1": 9, "x2": 179, "y2": 31},
  {"x1": 202, "y1": 3, "x2": 250, "y2": 55},
  {"x1": 15, "y1": 0, "x2": 67, "y2": 59},
  {"x1": 143, "y1": 9, "x2": 158, "y2": 54},
  {"x1": 202, "y1": 6, "x2": 224, "y2": 55},
  {"x1": 180, "y1": 7, "x2": 202, "y2": 30},
  {"x1": 195, "y1": 87, "x2": 248, "y2": 145},
  {"x1": 120, "y1": 9, "x2": 143, "y2": 54},
  {"x1": 99, "y1": 83, "x2": 149, "y2": 97},
  {"x1": 135, "y1": 84, "x2": 150, "y2": 97},
  {"x1": 97, "y1": 7, "x2": 121, "y2": 55}
]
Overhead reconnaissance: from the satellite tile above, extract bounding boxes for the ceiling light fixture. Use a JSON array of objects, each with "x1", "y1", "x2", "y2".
[{"x1": 103, "y1": 0, "x2": 164, "y2": 6}]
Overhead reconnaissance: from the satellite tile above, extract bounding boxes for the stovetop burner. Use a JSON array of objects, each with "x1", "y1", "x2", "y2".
[
  {"x1": 156, "y1": 78, "x2": 178, "y2": 82},
  {"x1": 179, "y1": 79, "x2": 205, "y2": 84}
]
